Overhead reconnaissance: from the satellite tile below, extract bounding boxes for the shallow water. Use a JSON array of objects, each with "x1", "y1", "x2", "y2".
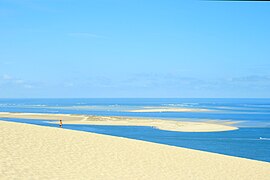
[
  {"x1": 1, "y1": 117, "x2": 270, "y2": 163},
  {"x1": 0, "y1": 98, "x2": 270, "y2": 127},
  {"x1": 0, "y1": 98, "x2": 269, "y2": 162}
]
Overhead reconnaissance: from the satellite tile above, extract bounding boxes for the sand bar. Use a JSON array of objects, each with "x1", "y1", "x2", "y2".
[
  {"x1": 0, "y1": 112, "x2": 237, "y2": 132},
  {"x1": 1, "y1": 121, "x2": 269, "y2": 180}
]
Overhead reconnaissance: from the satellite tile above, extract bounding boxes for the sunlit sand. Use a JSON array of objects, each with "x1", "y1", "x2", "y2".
[{"x1": 1, "y1": 121, "x2": 269, "y2": 180}]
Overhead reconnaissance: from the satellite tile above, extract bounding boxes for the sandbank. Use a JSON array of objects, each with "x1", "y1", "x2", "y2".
[{"x1": 0, "y1": 112, "x2": 237, "y2": 132}]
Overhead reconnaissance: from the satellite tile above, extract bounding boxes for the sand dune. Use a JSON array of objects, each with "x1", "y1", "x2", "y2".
[
  {"x1": 0, "y1": 112, "x2": 237, "y2": 132},
  {"x1": 1, "y1": 121, "x2": 269, "y2": 180}
]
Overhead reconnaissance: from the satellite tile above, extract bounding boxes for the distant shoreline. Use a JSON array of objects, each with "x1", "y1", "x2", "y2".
[{"x1": 127, "y1": 106, "x2": 213, "y2": 113}]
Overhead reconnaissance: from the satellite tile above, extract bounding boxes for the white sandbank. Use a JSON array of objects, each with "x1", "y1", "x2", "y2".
[
  {"x1": 0, "y1": 112, "x2": 237, "y2": 132},
  {"x1": 1, "y1": 121, "x2": 269, "y2": 180}
]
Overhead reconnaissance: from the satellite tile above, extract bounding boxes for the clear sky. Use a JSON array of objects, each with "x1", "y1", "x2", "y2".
[{"x1": 0, "y1": 0, "x2": 269, "y2": 98}]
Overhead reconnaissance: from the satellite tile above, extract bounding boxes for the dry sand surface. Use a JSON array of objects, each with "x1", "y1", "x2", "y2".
[
  {"x1": 1, "y1": 121, "x2": 270, "y2": 180},
  {"x1": 0, "y1": 112, "x2": 237, "y2": 132}
]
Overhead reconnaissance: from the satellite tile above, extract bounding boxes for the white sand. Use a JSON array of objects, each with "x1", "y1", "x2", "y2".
[
  {"x1": 0, "y1": 112, "x2": 237, "y2": 132},
  {"x1": 1, "y1": 121, "x2": 269, "y2": 180}
]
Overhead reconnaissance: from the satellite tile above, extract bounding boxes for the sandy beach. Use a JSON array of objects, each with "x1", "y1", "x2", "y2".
[
  {"x1": 0, "y1": 112, "x2": 237, "y2": 132},
  {"x1": 1, "y1": 120, "x2": 269, "y2": 180}
]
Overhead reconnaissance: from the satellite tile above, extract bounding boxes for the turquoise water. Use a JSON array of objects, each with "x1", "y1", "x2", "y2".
[{"x1": 0, "y1": 98, "x2": 270, "y2": 162}]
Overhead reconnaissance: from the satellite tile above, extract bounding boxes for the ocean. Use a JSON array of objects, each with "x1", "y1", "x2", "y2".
[{"x1": 0, "y1": 98, "x2": 269, "y2": 162}]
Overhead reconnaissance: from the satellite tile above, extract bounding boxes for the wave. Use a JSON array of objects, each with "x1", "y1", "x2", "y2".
[
  {"x1": 259, "y1": 137, "x2": 270, "y2": 140},
  {"x1": 162, "y1": 103, "x2": 199, "y2": 107}
]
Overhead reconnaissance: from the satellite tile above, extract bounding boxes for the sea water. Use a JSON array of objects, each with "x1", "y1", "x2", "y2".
[{"x1": 0, "y1": 98, "x2": 269, "y2": 162}]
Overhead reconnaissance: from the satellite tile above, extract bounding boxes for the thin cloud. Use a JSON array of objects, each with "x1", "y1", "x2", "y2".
[
  {"x1": 23, "y1": 84, "x2": 34, "y2": 89},
  {"x1": 1, "y1": 74, "x2": 36, "y2": 88},
  {"x1": 229, "y1": 75, "x2": 270, "y2": 83},
  {"x1": 67, "y1": 32, "x2": 106, "y2": 39},
  {"x1": 64, "y1": 82, "x2": 75, "y2": 87},
  {"x1": 2, "y1": 74, "x2": 12, "y2": 80}
]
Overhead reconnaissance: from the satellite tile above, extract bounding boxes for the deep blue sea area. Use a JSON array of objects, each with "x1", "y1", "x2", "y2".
[{"x1": 1, "y1": 98, "x2": 269, "y2": 162}]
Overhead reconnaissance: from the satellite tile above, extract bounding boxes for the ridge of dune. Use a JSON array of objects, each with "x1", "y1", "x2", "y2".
[{"x1": 1, "y1": 121, "x2": 269, "y2": 180}]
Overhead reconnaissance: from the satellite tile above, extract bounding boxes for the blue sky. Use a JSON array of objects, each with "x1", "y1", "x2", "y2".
[{"x1": 0, "y1": 0, "x2": 269, "y2": 98}]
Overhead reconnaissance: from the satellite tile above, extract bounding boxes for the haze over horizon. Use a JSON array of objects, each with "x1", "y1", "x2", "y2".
[{"x1": 0, "y1": 0, "x2": 269, "y2": 98}]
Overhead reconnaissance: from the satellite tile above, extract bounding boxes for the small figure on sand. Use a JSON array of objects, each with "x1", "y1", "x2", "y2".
[{"x1": 59, "y1": 120, "x2": 63, "y2": 128}]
